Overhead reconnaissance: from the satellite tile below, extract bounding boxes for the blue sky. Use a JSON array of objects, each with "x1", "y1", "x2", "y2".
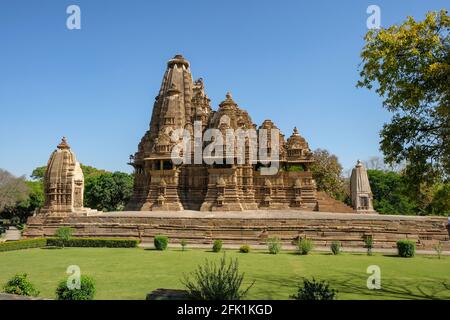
[{"x1": 0, "y1": 0, "x2": 447, "y2": 177}]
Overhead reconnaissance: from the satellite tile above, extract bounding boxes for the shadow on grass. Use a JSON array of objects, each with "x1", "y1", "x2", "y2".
[{"x1": 248, "y1": 270, "x2": 450, "y2": 300}]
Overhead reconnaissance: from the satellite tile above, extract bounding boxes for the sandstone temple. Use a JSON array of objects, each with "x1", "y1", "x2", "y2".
[
  {"x1": 23, "y1": 55, "x2": 449, "y2": 251},
  {"x1": 126, "y1": 54, "x2": 332, "y2": 212}
]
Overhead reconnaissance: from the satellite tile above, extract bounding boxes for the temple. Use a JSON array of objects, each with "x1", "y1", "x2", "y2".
[
  {"x1": 39, "y1": 137, "x2": 96, "y2": 216},
  {"x1": 126, "y1": 55, "x2": 324, "y2": 211}
]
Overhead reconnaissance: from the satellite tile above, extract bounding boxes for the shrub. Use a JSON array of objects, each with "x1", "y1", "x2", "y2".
[
  {"x1": 154, "y1": 235, "x2": 169, "y2": 250},
  {"x1": 291, "y1": 278, "x2": 337, "y2": 300},
  {"x1": 182, "y1": 254, "x2": 254, "y2": 300},
  {"x1": 330, "y1": 241, "x2": 341, "y2": 255},
  {"x1": 212, "y1": 240, "x2": 223, "y2": 253},
  {"x1": 3, "y1": 273, "x2": 40, "y2": 296},
  {"x1": 296, "y1": 238, "x2": 313, "y2": 255},
  {"x1": 267, "y1": 237, "x2": 282, "y2": 254},
  {"x1": 434, "y1": 242, "x2": 443, "y2": 259},
  {"x1": 239, "y1": 245, "x2": 251, "y2": 253},
  {"x1": 181, "y1": 240, "x2": 187, "y2": 251},
  {"x1": 364, "y1": 235, "x2": 374, "y2": 256},
  {"x1": 46, "y1": 238, "x2": 138, "y2": 248},
  {"x1": 55, "y1": 227, "x2": 74, "y2": 248},
  {"x1": 397, "y1": 240, "x2": 416, "y2": 258},
  {"x1": 55, "y1": 275, "x2": 95, "y2": 300},
  {"x1": 0, "y1": 238, "x2": 47, "y2": 252}
]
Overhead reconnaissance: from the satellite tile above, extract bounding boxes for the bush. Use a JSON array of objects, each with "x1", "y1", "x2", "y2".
[
  {"x1": 181, "y1": 240, "x2": 187, "y2": 251},
  {"x1": 267, "y1": 237, "x2": 282, "y2": 254},
  {"x1": 46, "y1": 238, "x2": 138, "y2": 248},
  {"x1": 291, "y1": 278, "x2": 337, "y2": 300},
  {"x1": 330, "y1": 241, "x2": 341, "y2": 255},
  {"x1": 434, "y1": 242, "x2": 443, "y2": 259},
  {"x1": 397, "y1": 240, "x2": 416, "y2": 258},
  {"x1": 3, "y1": 273, "x2": 40, "y2": 297},
  {"x1": 55, "y1": 275, "x2": 95, "y2": 300},
  {"x1": 296, "y1": 238, "x2": 313, "y2": 255},
  {"x1": 364, "y1": 235, "x2": 374, "y2": 256},
  {"x1": 55, "y1": 227, "x2": 74, "y2": 248},
  {"x1": 239, "y1": 245, "x2": 251, "y2": 253},
  {"x1": 0, "y1": 238, "x2": 47, "y2": 252},
  {"x1": 182, "y1": 254, "x2": 254, "y2": 300},
  {"x1": 154, "y1": 235, "x2": 169, "y2": 250},
  {"x1": 212, "y1": 240, "x2": 223, "y2": 253}
]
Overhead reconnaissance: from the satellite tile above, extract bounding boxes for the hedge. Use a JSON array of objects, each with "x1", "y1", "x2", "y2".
[
  {"x1": 47, "y1": 238, "x2": 139, "y2": 248},
  {"x1": 0, "y1": 238, "x2": 47, "y2": 252}
]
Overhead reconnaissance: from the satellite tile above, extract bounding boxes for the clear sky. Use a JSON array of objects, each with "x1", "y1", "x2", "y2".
[{"x1": 0, "y1": 0, "x2": 448, "y2": 177}]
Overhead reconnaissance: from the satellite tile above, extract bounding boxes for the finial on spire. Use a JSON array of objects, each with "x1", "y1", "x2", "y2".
[
  {"x1": 226, "y1": 92, "x2": 232, "y2": 99},
  {"x1": 356, "y1": 159, "x2": 363, "y2": 167},
  {"x1": 57, "y1": 137, "x2": 70, "y2": 150},
  {"x1": 293, "y1": 127, "x2": 299, "y2": 135}
]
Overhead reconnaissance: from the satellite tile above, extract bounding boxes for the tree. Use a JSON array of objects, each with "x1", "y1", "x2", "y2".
[
  {"x1": 367, "y1": 169, "x2": 417, "y2": 214},
  {"x1": 358, "y1": 10, "x2": 450, "y2": 185},
  {"x1": 0, "y1": 169, "x2": 29, "y2": 212},
  {"x1": 31, "y1": 164, "x2": 107, "y2": 181},
  {"x1": 84, "y1": 172, "x2": 133, "y2": 211},
  {"x1": 311, "y1": 149, "x2": 347, "y2": 200}
]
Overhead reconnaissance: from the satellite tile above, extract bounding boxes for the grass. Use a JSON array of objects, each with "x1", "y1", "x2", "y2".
[{"x1": 0, "y1": 248, "x2": 449, "y2": 300}]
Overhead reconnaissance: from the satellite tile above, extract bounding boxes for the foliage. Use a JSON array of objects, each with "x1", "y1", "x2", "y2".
[
  {"x1": 397, "y1": 240, "x2": 416, "y2": 258},
  {"x1": 358, "y1": 10, "x2": 450, "y2": 187},
  {"x1": 47, "y1": 238, "x2": 138, "y2": 248},
  {"x1": 0, "y1": 169, "x2": 29, "y2": 213},
  {"x1": 433, "y1": 242, "x2": 443, "y2": 259},
  {"x1": 296, "y1": 238, "x2": 314, "y2": 255},
  {"x1": 267, "y1": 237, "x2": 282, "y2": 254},
  {"x1": 55, "y1": 227, "x2": 74, "y2": 248},
  {"x1": 31, "y1": 164, "x2": 108, "y2": 181},
  {"x1": 330, "y1": 241, "x2": 341, "y2": 255},
  {"x1": 311, "y1": 149, "x2": 347, "y2": 201},
  {"x1": 84, "y1": 171, "x2": 134, "y2": 211},
  {"x1": 3, "y1": 273, "x2": 40, "y2": 297},
  {"x1": 367, "y1": 170, "x2": 417, "y2": 214},
  {"x1": 55, "y1": 275, "x2": 95, "y2": 300},
  {"x1": 154, "y1": 235, "x2": 169, "y2": 250},
  {"x1": 428, "y1": 183, "x2": 450, "y2": 215},
  {"x1": 182, "y1": 254, "x2": 254, "y2": 300},
  {"x1": 181, "y1": 240, "x2": 187, "y2": 251},
  {"x1": 0, "y1": 238, "x2": 47, "y2": 252},
  {"x1": 287, "y1": 165, "x2": 304, "y2": 172},
  {"x1": 56, "y1": 227, "x2": 74, "y2": 241},
  {"x1": 290, "y1": 278, "x2": 337, "y2": 300},
  {"x1": 239, "y1": 245, "x2": 251, "y2": 253},
  {"x1": 212, "y1": 240, "x2": 223, "y2": 252},
  {"x1": 364, "y1": 235, "x2": 374, "y2": 256},
  {"x1": 368, "y1": 169, "x2": 449, "y2": 216}
]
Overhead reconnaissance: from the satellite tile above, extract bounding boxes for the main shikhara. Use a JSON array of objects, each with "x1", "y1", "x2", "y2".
[{"x1": 126, "y1": 54, "x2": 321, "y2": 211}]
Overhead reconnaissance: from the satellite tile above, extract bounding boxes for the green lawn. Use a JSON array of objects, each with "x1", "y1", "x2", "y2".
[{"x1": 0, "y1": 247, "x2": 449, "y2": 300}]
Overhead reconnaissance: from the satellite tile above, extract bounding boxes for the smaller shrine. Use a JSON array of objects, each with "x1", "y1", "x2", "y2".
[
  {"x1": 350, "y1": 160, "x2": 376, "y2": 213},
  {"x1": 39, "y1": 137, "x2": 96, "y2": 216}
]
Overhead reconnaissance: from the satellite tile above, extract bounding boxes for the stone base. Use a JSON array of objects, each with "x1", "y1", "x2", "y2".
[{"x1": 23, "y1": 211, "x2": 450, "y2": 250}]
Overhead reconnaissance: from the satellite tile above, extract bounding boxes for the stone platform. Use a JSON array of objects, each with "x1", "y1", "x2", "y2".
[{"x1": 24, "y1": 211, "x2": 450, "y2": 250}]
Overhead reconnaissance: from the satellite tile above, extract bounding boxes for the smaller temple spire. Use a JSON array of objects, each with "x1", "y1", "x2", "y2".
[
  {"x1": 219, "y1": 92, "x2": 237, "y2": 107},
  {"x1": 57, "y1": 137, "x2": 70, "y2": 150},
  {"x1": 350, "y1": 160, "x2": 376, "y2": 214}
]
